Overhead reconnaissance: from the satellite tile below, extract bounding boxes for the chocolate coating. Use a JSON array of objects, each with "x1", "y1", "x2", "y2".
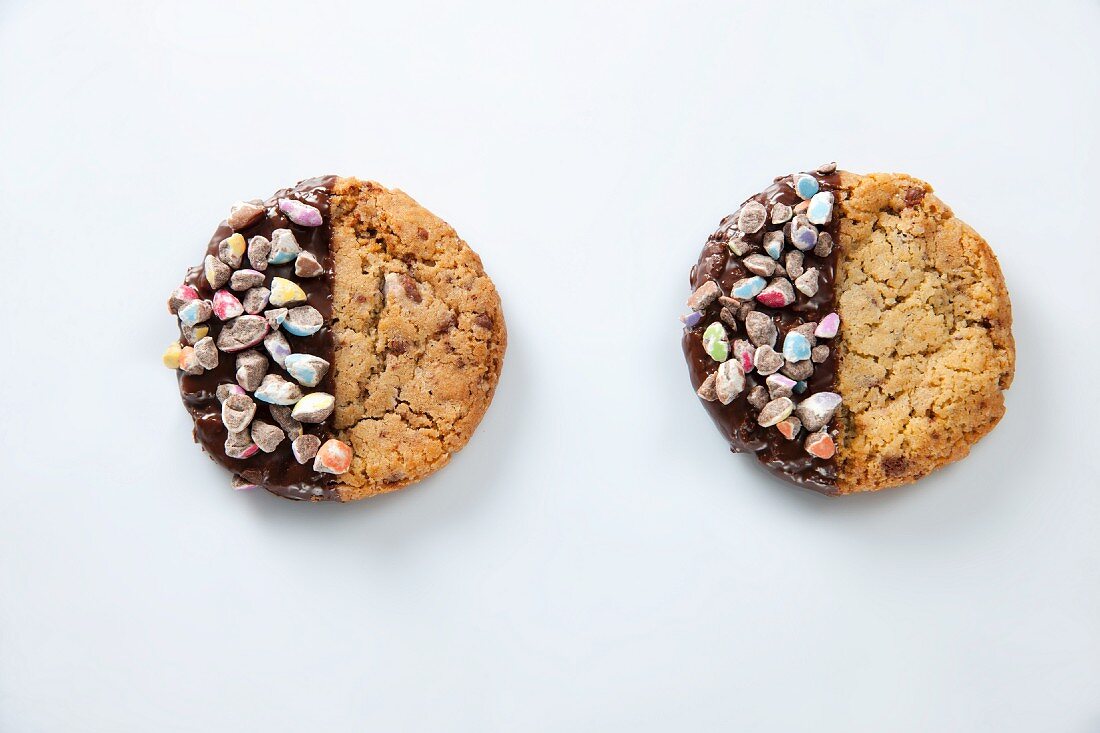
[
  {"x1": 682, "y1": 172, "x2": 841, "y2": 494},
  {"x1": 178, "y1": 176, "x2": 340, "y2": 501}
]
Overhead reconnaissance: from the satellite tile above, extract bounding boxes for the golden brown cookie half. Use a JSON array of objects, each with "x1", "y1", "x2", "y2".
[
  {"x1": 165, "y1": 176, "x2": 505, "y2": 502},
  {"x1": 682, "y1": 166, "x2": 1013, "y2": 494}
]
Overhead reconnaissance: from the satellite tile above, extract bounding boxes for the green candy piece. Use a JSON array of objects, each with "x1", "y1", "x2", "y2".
[{"x1": 702, "y1": 322, "x2": 729, "y2": 362}]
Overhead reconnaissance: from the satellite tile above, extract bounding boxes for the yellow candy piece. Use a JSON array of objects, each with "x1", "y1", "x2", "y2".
[
  {"x1": 162, "y1": 342, "x2": 182, "y2": 369},
  {"x1": 225, "y1": 232, "x2": 246, "y2": 258},
  {"x1": 189, "y1": 325, "x2": 209, "y2": 342},
  {"x1": 269, "y1": 277, "x2": 306, "y2": 306}
]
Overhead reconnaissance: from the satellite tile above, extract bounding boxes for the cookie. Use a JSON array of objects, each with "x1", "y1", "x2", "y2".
[
  {"x1": 682, "y1": 166, "x2": 1014, "y2": 494},
  {"x1": 165, "y1": 176, "x2": 506, "y2": 501}
]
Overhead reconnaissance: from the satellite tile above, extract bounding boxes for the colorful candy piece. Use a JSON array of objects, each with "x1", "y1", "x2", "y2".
[
  {"x1": 766, "y1": 373, "x2": 797, "y2": 399},
  {"x1": 736, "y1": 200, "x2": 767, "y2": 234},
  {"x1": 282, "y1": 305, "x2": 323, "y2": 337},
  {"x1": 811, "y1": 345, "x2": 830, "y2": 363},
  {"x1": 193, "y1": 336, "x2": 219, "y2": 369},
  {"x1": 269, "y1": 277, "x2": 307, "y2": 307},
  {"x1": 715, "y1": 360, "x2": 745, "y2": 405},
  {"x1": 179, "y1": 323, "x2": 209, "y2": 345},
  {"x1": 702, "y1": 322, "x2": 729, "y2": 362},
  {"x1": 235, "y1": 349, "x2": 268, "y2": 391},
  {"x1": 313, "y1": 438, "x2": 352, "y2": 474},
  {"x1": 742, "y1": 254, "x2": 777, "y2": 277},
  {"x1": 263, "y1": 330, "x2": 291, "y2": 367},
  {"x1": 795, "y1": 391, "x2": 842, "y2": 432},
  {"x1": 267, "y1": 229, "x2": 301, "y2": 264},
  {"x1": 218, "y1": 233, "x2": 246, "y2": 268},
  {"x1": 807, "y1": 191, "x2": 834, "y2": 225},
  {"x1": 278, "y1": 198, "x2": 323, "y2": 227},
  {"x1": 757, "y1": 397, "x2": 794, "y2": 427},
  {"x1": 221, "y1": 393, "x2": 256, "y2": 433},
  {"x1": 727, "y1": 233, "x2": 751, "y2": 256},
  {"x1": 284, "y1": 353, "x2": 330, "y2": 388},
  {"x1": 215, "y1": 315, "x2": 269, "y2": 353},
  {"x1": 756, "y1": 278, "x2": 795, "y2": 308},
  {"x1": 167, "y1": 284, "x2": 199, "y2": 314},
  {"x1": 731, "y1": 276, "x2": 767, "y2": 299},
  {"x1": 178, "y1": 299, "x2": 213, "y2": 326},
  {"x1": 687, "y1": 280, "x2": 721, "y2": 310},
  {"x1": 782, "y1": 331, "x2": 812, "y2": 362},
  {"x1": 225, "y1": 429, "x2": 259, "y2": 459},
  {"x1": 253, "y1": 374, "x2": 303, "y2": 405},
  {"x1": 242, "y1": 287, "x2": 270, "y2": 315},
  {"x1": 763, "y1": 231, "x2": 785, "y2": 259},
  {"x1": 212, "y1": 289, "x2": 244, "y2": 321},
  {"x1": 776, "y1": 416, "x2": 802, "y2": 440},
  {"x1": 815, "y1": 312, "x2": 840, "y2": 339},
  {"x1": 177, "y1": 346, "x2": 203, "y2": 375},
  {"x1": 292, "y1": 434, "x2": 321, "y2": 464},
  {"x1": 295, "y1": 251, "x2": 324, "y2": 278},
  {"x1": 264, "y1": 308, "x2": 288, "y2": 329},
  {"x1": 162, "y1": 342, "x2": 182, "y2": 369},
  {"x1": 231, "y1": 476, "x2": 258, "y2": 491},
  {"x1": 804, "y1": 430, "x2": 836, "y2": 459},
  {"x1": 228, "y1": 200, "x2": 265, "y2": 230},
  {"x1": 204, "y1": 254, "x2": 230, "y2": 289},
  {"x1": 680, "y1": 311, "x2": 703, "y2": 328},
  {"x1": 230, "y1": 269, "x2": 265, "y2": 291},
  {"x1": 250, "y1": 420, "x2": 285, "y2": 453},
  {"x1": 732, "y1": 339, "x2": 755, "y2": 373},
  {"x1": 794, "y1": 174, "x2": 819, "y2": 200},
  {"x1": 216, "y1": 383, "x2": 246, "y2": 402},
  {"x1": 789, "y1": 215, "x2": 818, "y2": 251},
  {"x1": 291, "y1": 392, "x2": 335, "y2": 423},
  {"x1": 793, "y1": 380, "x2": 808, "y2": 394}
]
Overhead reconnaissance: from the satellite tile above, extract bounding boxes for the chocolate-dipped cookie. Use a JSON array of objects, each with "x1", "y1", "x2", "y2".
[
  {"x1": 682, "y1": 166, "x2": 1014, "y2": 494},
  {"x1": 165, "y1": 177, "x2": 506, "y2": 502}
]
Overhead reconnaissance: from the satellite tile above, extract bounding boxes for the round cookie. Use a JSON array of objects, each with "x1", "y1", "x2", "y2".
[
  {"x1": 165, "y1": 176, "x2": 506, "y2": 502},
  {"x1": 681, "y1": 166, "x2": 1014, "y2": 494}
]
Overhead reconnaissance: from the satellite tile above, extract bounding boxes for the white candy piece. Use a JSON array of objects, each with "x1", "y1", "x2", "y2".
[
  {"x1": 253, "y1": 374, "x2": 303, "y2": 405},
  {"x1": 290, "y1": 392, "x2": 335, "y2": 423}
]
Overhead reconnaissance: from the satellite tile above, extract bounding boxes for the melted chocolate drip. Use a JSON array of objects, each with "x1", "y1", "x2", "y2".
[
  {"x1": 178, "y1": 176, "x2": 341, "y2": 501},
  {"x1": 682, "y1": 171, "x2": 841, "y2": 494}
]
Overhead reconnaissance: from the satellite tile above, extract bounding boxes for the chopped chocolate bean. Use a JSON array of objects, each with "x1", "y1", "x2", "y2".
[
  {"x1": 247, "y1": 235, "x2": 271, "y2": 270},
  {"x1": 231, "y1": 475, "x2": 258, "y2": 491},
  {"x1": 758, "y1": 397, "x2": 794, "y2": 427},
  {"x1": 234, "y1": 349, "x2": 268, "y2": 391},
  {"x1": 268, "y1": 404, "x2": 304, "y2": 439},
  {"x1": 193, "y1": 336, "x2": 219, "y2": 369},
  {"x1": 221, "y1": 393, "x2": 256, "y2": 433},
  {"x1": 242, "y1": 287, "x2": 270, "y2": 315},
  {"x1": 228, "y1": 200, "x2": 265, "y2": 230},
  {"x1": 747, "y1": 385, "x2": 769, "y2": 410},
  {"x1": 230, "y1": 269, "x2": 265, "y2": 291},
  {"x1": 812, "y1": 231, "x2": 834, "y2": 258},
  {"x1": 292, "y1": 434, "x2": 321, "y2": 464},
  {"x1": 904, "y1": 187, "x2": 925, "y2": 207},
  {"x1": 719, "y1": 307, "x2": 739, "y2": 329},
  {"x1": 782, "y1": 358, "x2": 814, "y2": 381},
  {"x1": 743, "y1": 253, "x2": 777, "y2": 277},
  {"x1": 204, "y1": 254, "x2": 230, "y2": 289},
  {"x1": 717, "y1": 296, "x2": 740, "y2": 308},
  {"x1": 216, "y1": 315, "x2": 269, "y2": 353},
  {"x1": 785, "y1": 250, "x2": 804, "y2": 279},
  {"x1": 815, "y1": 161, "x2": 837, "y2": 174},
  {"x1": 295, "y1": 251, "x2": 324, "y2": 278},
  {"x1": 745, "y1": 311, "x2": 777, "y2": 347},
  {"x1": 753, "y1": 345, "x2": 784, "y2": 375},
  {"x1": 715, "y1": 360, "x2": 745, "y2": 405},
  {"x1": 737, "y1": 302, "x2": 755, "y2": 321},
  {"x1": 696, "y1": 372, "x2": 718, "y2": 401},
  {"x1": 687, "y1": 280, "x2": 721, "y2": 310},
  {"x1": 250, "y1": 420, "x2": 285, "y2": 453},
  {"x1": 811, "y1": 345, "x2": 830, "y2": 363}
]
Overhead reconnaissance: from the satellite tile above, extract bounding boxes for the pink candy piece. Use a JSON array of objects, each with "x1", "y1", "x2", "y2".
[
  {"x1": 212, "y1": 289, "x2": 244, "y2": 320},
  {"x1": 313, "y1": 438, "x2": 352, "y2": 474},
  {"x1": 756, "y1": 280, "x2": 796, "y2": 308},
  {"x1": 740, "y1": 351, "x2": 754, "y2": 373},
  {"x1": 815, "y1": 312, "x2": 840, "y2": 339},
  {"x1": 804, "y1": 431, "x2": 836, "y2": 459},
  {"x1": 278, "y1": 198, "x2": 323, "y2": 227},
  {"x1": 167, "y1": 284, "x2": 199, "y2": 314}
]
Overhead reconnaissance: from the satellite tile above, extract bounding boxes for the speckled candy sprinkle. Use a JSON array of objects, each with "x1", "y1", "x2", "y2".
[
  {"x1": 702, "y1": 322, "x2": 729, "y2": 362},
  {"x1": 179, "y1": 323, "x2": 209, "y2": 345},
  {"x1": 696, "y1": 373, "x2": 717, "y2": 401},
  {"x1": 295, "y1": 251, "x2": 324, "y2": 278},
  {"x1": 687, "y1": 280, "x2": 721, "y2": 310},
  {"x1": 284, "y1": 353, "x2": 330, "y2": 387},
  {"x1": 732, "y1": 339, "x2": 755, "y2": 372},
  {"x1": 804, "y1": 430, "x2": 836, "y2": 459},
  {"x1": 281, "y1": 305, "x2": 323, "y2": 337},
  {"x1": 782, "y1": 331, "x2": 812, "y2": 362},
  {"x1": 731, "y1": 276, "x2": 767, "y2": 300},
  {"x1": 782, "y1": 358, "x2": 814, "y2": 381},
  {"x1": 228, "y1": 200, "x2": 265, "y2": 230},
  {"x1": 247, "y1": 236, "x2": 271, "y2": 270},
  {"x1": 813, "y1": 231, "x2": 834, "y2": 258},
  {"x1": 216, "y1": 315, "x2": 269, "y2": 353},
  {"x1": 291, "y1": 392, "x2": 335, "y2": 423},
  {"x1": 221, "y1": 393, "x2": 256, "y2": 433},
  {"x1": 814, "y1": 312, "x2": 840, "y2": 339},
  {"x1": 231, "y1": 476, "x2": 258, "y2": 491},
  {"x1": 278, "y1": 198, "x2": 323, "y2": 227},
  {"x1": 253, "y1": 374, "x2": 303, "y2": 405},
  {"x1": 715, "y1": 360, "x2": 745, "y2": 405},
  {"x1": 216, "y1": 383, "x2": 246, "y2": 402},
  {"x1": 807, "y1": 191, "x2": 834, "y2": 225},
  {"x1": 167, "y1": 285, "x2": 199, "y2": 314},
  {"x1": 737, "y1": 200, "x2": 767, "y2": 234},
  {"x1": 757, "y1": 397, "x2": 794, "y2": 427},
  {"x1": 230, "y1": 269, "x2": 265, "y2": 291},
  {"x1": 747, "y1": 385, "x2": 769, "y2": 410},
  {"x1": 795, "y1": 391, "x2": 842, "y2": 432},
  {"x1": 212, "y1": 289, "x2": 244, "y2": 321},
  {"x1": 204, "y1": 254, "x2": 230, "y2": 289},
  {"x1": 313, "y1": 438, "x2": 352, "y2": 474},
  {"x1": 235, "y1": 349, "x2": 268, "y2": 391},
  {"x1": 269, "y1": 277, "x2": 306, "y2": 307},
  {"x1": 794, "y1": 174, "x2": 819, "y2": 200},
  {"x1": 218, "y1": 233, "x2": 246, "y2": 268},
  {"x1": 811, "y1": 345, "x2": 830, "y2": 363},
  {"x1": 269, "y1": 404, "x2": 304, "y2": 440},
  {"x1": 267, "y1": 229, "x2": 301, "y2": 265},
  {"x1": 785, "y1": 250, "x2": 804, "y2": 279},
  {"x1": 263, "y1": 330, "x2": 291, "y2": 367},
  {"x1": 178, "y1": 299, "x2": 212, "y2": 326},
  {"x1": 292, "y1": 434, "x2": 321, "y2": 464},
  {"x1": 756, "y1": 278, "x2": 795, "y2": 308}
]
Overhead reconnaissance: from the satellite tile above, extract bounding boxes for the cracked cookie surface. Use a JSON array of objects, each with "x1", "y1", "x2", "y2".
[
  {"x1": 834, "y1": 172, "x2": 1014, "y2": 492},
  {"x1": 328, "y1": 178, "x2": 506, "y2": 501}
]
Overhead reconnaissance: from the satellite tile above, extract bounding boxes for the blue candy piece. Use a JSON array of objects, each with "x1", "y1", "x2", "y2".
[
  {"x1": 764, "y1": 232, "x2": 784, "y2": 259},
  {"x1": 284, "y1": 353, "x2": 330, "y2": 388},
  {"x1": 783, "y1": 332, "x2": 812, "y2": 362},
  {"x1": 731, "y1": 276, "x2": 767, "y2": 299},
  {"x1": 793, "y1": 380, "x2": 808, "y2": 394},
  {"x1": 178, "y1": 299, "x2": 211, "y2": 326},
  {"x1": 681, "y1": 311, "x2": 703, "y2": 328},
  {"x1": 807, "y1": 191, "x2": 834, "y2": 225},
  {"x1": 795, "y1": 174, "x2": 819, "y2": 200},
  {"x1": 282, "y1": 318, "x2": 321, "y2": 337}
]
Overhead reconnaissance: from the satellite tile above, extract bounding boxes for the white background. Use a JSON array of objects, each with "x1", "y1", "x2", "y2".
[{"x1": 1, "y1": 1, "x2": 1097, "y2": 730}]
